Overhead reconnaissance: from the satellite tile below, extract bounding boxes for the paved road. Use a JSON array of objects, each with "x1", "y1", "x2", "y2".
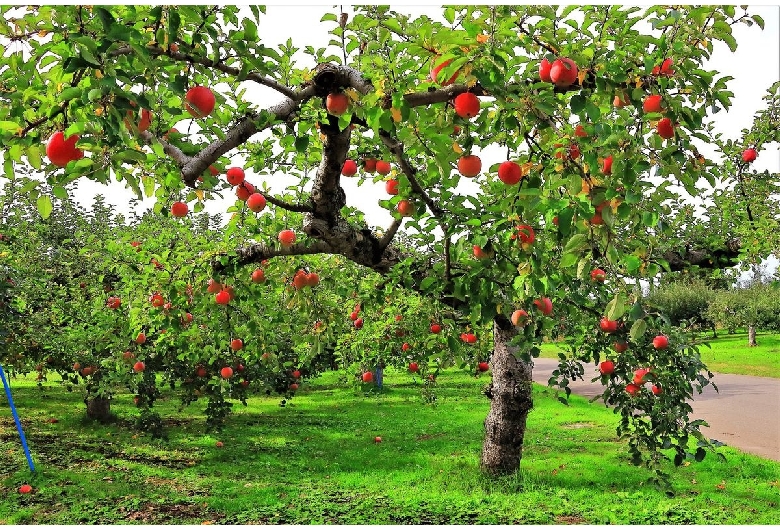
[{"x1": 532, "y1": 357, "x2": 780, "y2": 462}]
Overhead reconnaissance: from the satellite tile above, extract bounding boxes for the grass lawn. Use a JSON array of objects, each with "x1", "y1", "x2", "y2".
[
  {"x1": 2, "y1": 368, "x2": 779, "y2": 524},
  {"x1": 539, "y1": 331, "x2": 780, "y2": 379}
]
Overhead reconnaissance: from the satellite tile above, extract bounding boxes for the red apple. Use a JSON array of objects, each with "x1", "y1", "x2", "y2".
[
  {"x1": 251, "y1": 269, "x2": 266, "y2": 283},
  {"x1": 362, "y1": 371, "x2": 373, "y2": 383},
  {"x1": 600, "y1": 318, "x2": 619, "y2": 333},
  {"x1": 171, "y1": 201, "x2": 188, "y2": 217},
  {"x1": 430, "y1": 323, "x2": 442, "y2": 334},
  {"x1": 477, "y1": 362, "x2": 489, "y2": 372},
  {"x1": 458, "y1": 155, "x2": 482, "y2": 178},
  {"x1": 106, "y1": 296, "x2": 121, "y2": 309},
  {"x1": 342, "y1": 159, "x2": 358, "y2": 176},
  {"x1": 498, "y1": 160, "x2": 522, "y2": 185},
  {"x1": 613, "y1": 341, "x2": 628, "y2": 353},
  {"x1": 453, "y1": 92, "x2": 480, "y2": 119},
  {"x1": 643, "y1": 94, "x2": 663, "y2": 114},
  {"x1": 539, "y1": 57, "x2": 553, "y2": 82},
  {"x1": 354, "y1": 318, "x2": 364, "y2": 329},
  {"x1": 289, "y1": 383, "x2": 299, "y2": 391},
  {"x1": 196, "y1": 366, "x2": 207, "y2": 378},
  {"x1": 292, "y1": 370, "x2": 301, "y2": 379},
  {"x1": 514, "y1": 224, "x2": 535, "y2": 246},
  {"x1": 46, "y1": 131, "x2": 84, "y2": 167},
  {"x1": 326, "y1": 92, "x2": 350, "y2": 116},
  {"x1": 599, "y1": 360, "x2": 615, "y2": 375},
  {"x1": 660, "y1": 57, "x2": 674, "y2": 76},
  {"x1": 278, "y1": 229, "x2": 296, "y2": 246},
  {"x1": 473, "y1": 245, "x2": 488, "y2": 259},
  {"x1": 590, "y1": 268, "x2": 606, "y2": 282},
  {"x1": 185, "y1": 86, "x2": 216, "y2": 118},
  {"x1": 397, "y1": 199, "x2": 415, "y2": 217},
  {"x1": 652, "y1": 335, "x2": 669, "y2": 350},
  {"x1": 133, "y1": 361, "x2": 145, "y2": 373},
  {"x1": 18, "y1": 484, "x2": 32, "y2": 494},
  {"x1": 550, "y1": 58, "x2": 578, "y2": 87},
  {"x1": 408, "y1": 362, "x2": 419, "y2": 373},
  {"x1": 533, "y1": 297, "x2": 553, "y2": 316},
  {"x1": 149, "y1": 293, "x2": 164, "y2": 307},
  {"x1": 207, "y1": 279, "x2": 222, "y2": 294},
  {"x1": 574, "y1": 124, "x2": 588, "y2": 138},
  {"x1": 215, "y1": 290, "x2": 231, "y2": 305},
  {"x1": 430, "y1": 57, "x2": 458, "y2": 85},
  {"x1": 220, "y1": 366, "x2": 233, "y2": 379},
  {"x1": 511, "y1": 309, "x2": 529, "y2": 327},
  {"x1": 350, "y1": 311, "x2": 359, "y2": 321},
  {"x1": 236, "y1": 181, "x2": 255, "y2": 201},
  {"x1": 742, "y1": 148, "x2": 757, "y2": 163},
  {"x1": 652, "y1": 384, "x2": 662, "y2": 396},
  {"x1": 633, "y1": 367, "x2": 651, "y2": 384},
  {"x1": 123, "y1": 351, "x2": 135, "y2": 361},
  {"x1": 385, "y1": 179, "x2": 399, "y2": 195},
  {"x1": 376, "y1": 160, "x2": 392, "y2": 175},
  {"x1": 136, "y1": 332, "x2": 146, "y2": 344},
  {"x1": 374, "y1": 436, "x2": 382, "y2": 443},
  {"x1": 656, "y1": 117, "x2": 674, "y2": 139},
  {"x1": 306, "y1": 272, "x2": 320, "y2": 287},
  {"x1": 363, "y1": 158, "x2": 377, "y2": 173},
  {"x1": 625, "y1": 383, "x2": 641, "y2": 396},
  {"x1": 601, "y1": 155, "x2": 613, "y2": 175},
  {"x1": 246, "y1": 193, "x2": 267, "y2": 213},
  {"x1": 401, "y1": 342, "x2": 411, "y2": 352},
  {"x1": 226, "y1": 167, "x2": 245, "y2": 186},
  {"x1": 215, "y1": 441, "x2": 224, "y2": 447},
  {"x1": 230, "y1": 338, "x2": 243, "y2": 351}
]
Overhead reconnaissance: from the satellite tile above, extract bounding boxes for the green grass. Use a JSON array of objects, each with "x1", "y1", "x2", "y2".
[
  {"x1": 539, "y1": 331, "x2": 780, "y2": 378},
  {"x1": 2, "y1": 369, "x2": 779, "y2": 524}
]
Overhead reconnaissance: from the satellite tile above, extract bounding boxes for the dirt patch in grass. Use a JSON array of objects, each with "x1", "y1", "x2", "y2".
[
  {"x1": 121, "y1": 501, "x2": 223, "y2": 524},
  {"x1": 555, "y1": 515, "x2": 587, "y2": 524}
]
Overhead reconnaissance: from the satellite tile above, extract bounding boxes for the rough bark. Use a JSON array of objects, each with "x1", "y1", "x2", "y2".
[
  {"x1": 748, "y1": 325, "x2": 757, "y2": 347},
  {"x1": 480, "y1": 316, "x2": 534, "y2": 475},
  {"x1": 85, "y1": 396, "x2": 113, "y2": 423}
]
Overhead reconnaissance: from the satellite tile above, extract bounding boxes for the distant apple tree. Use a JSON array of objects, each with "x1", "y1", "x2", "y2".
[{"x1": 0, "y1": 5, "x2": 775, "y2": 485}]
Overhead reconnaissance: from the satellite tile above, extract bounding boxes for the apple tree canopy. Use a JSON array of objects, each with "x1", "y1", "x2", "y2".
[{"x1": 0, "y1": 5, "x2": 777, "y2": 481}]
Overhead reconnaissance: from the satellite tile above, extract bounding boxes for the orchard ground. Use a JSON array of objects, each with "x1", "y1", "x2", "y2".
[{"x1": 2, "y1": 367, "x2": 780, "y2": 524}]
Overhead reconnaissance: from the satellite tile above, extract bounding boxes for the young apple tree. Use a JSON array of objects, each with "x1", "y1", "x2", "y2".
[{"x1": 0, "y1": 5, "x2": 773, "y2": 483}]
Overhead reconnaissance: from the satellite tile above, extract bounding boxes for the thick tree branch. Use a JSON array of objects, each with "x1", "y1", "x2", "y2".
[
  {"x1": 213, "y1": 240, "x2": 334, "y2": 273},
  {"x1": 378, "y1": 218, "x2": 403, "y2": 250},
  {"x1": 262, "y1": 193, "x2": 313, "y2": 213},
  {"x1": 661, "y1": 239, "x2": 742, "y2": 272},
  {"x1": 378, "y1": 130, "x2": 444, "y2": 219}
]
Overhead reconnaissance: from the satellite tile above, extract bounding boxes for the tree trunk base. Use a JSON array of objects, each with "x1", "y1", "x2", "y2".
[
  {"x1": 85, "y1": 396, "x2": 114, "y2": 423},
  {"x1": 480, "y1": 318, "x2": 534, "y2": 475}
]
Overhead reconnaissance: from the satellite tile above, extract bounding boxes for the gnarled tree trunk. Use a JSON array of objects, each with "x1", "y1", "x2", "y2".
[{"x1": 480, "y1": 316, "x2": 534, "y2": 475}]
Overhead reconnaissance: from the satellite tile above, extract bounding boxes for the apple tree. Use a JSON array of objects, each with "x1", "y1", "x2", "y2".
[{"x1": 0, "y1": 5, "x2": 774, "y2": 482}]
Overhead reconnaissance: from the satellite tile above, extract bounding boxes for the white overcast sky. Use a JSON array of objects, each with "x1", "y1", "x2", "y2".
[{"x1": 21, "y1": 5, "x2": 780, "y2": 231}]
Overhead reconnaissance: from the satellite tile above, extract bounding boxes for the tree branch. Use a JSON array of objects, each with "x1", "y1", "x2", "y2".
[
  {"x1": 378, "y1": 218, "x2": 403, "y2": 249},
  {"x1": 262, "y1": 193, "x2": 313, "y2": 213},
  {"x1": 213, "y1": 240, "x2": 334, "y2": 272}
]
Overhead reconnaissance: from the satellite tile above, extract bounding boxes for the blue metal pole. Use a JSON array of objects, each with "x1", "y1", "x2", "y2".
[{"x1": 0, "y1": 365, "x2": 36, "y2": 472}]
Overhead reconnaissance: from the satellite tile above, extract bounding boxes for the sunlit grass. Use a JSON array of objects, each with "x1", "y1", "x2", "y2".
[
  {"x1": 1, "y1": 368, "x2": 778, "y2": 524},
  {"x1": 539, "y1": 331, "x2": 780, "y2": 378}
]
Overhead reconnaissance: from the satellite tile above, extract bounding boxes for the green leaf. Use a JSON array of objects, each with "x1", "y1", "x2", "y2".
[
  {"x1": 420, "y1": 277, "x2": 436, "y2": 290},
  {"x1": 564, "y1": 233, "x2": 590, "y2": 254},
  {"x1": 570, "y1": 94, "x2": 586, "y2": 114},
  {"x1": 0, "y1": 121, "x2": 20, "y2": 133},
  {"x1": 294, "y1": 136, "x2": 309, "y2": 152},
  {"x1": 559, "y1": 253, "x2": 579, "y2": 268},
  {"x1": 752, "y1": 15, "x2": 765, "y2": 29},
  {"x1": 37, "y1": 194, "x2": 53, "y2": 219},
  {"x1": 629, "y1": 318, "x2": 647, "y2": 342},
  {"x1": 605, "y1": 293, "x2": 626, "y2": 321},
  {"x1": 26, "y1": 145, "x2": 42, "y2": 170},
  {"x1": 52, "y1": 186, "x2": 68, "y2": 200}
]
